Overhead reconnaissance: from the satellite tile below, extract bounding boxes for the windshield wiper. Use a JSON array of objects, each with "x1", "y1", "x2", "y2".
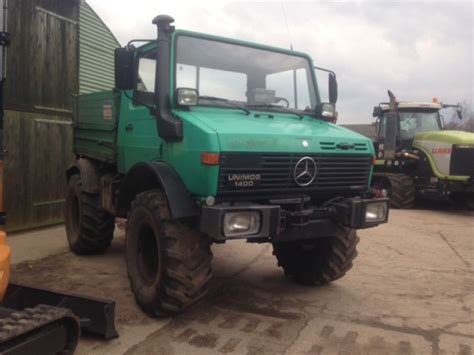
[
  {"x1": 245, "y1": 104, "x2": 304, "y2": 119},
  {"x1": 199, "y1": 96, "x2": 251, "y2": 115}
]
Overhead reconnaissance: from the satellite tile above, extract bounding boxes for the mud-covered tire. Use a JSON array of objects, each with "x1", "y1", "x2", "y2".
[
  {"x1": 125, "y1": 190, "x2": 212, "y2": 316},
  {"x1": 273, "y1": 227, "x2": 359, "y2": 285},
  {"x1": 375, "y1": 173, "x2": 415, "y2": 209},
  {"x1": 64, "y1": 174, "x2": 115, "y2": 254}
]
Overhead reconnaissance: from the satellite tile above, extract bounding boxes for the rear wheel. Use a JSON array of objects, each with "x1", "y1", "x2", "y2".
[
  {"x1": 374, "y1": 173, "x2": 415, "y2": 209},
  {"x1": 125, "y1": 190, "x2": 212, "y2": 316},
  {"x1": 273, "y1": 227, "x2": 359, "y2": 285},
  {"x1": 64, "y1": 174, "x2": 115, "y2": 254}
]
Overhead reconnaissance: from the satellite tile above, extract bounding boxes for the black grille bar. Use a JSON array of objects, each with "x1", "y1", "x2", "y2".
[
  {"x1": 218, "y1": 153, "x2": 372, "y2": 197},
  {"x1": 450, "y1": 147, "x2": 474, "y2": 176}
]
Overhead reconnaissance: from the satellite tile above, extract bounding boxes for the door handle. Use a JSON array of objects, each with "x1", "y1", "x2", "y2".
[{"x1": 125, "y1": 124, "x2": 133, "y2": 132}]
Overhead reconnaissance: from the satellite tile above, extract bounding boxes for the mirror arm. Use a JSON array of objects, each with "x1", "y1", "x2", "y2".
[
  {"x1": 313, "y1": 66, "x2": 336, "y2": 79},
  {"x1": 126, "y1": 39, "x2": 156, "y2": 47}
]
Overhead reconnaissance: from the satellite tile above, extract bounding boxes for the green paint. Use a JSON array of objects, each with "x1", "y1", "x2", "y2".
[
  {"x1": 414, "y1": 130, "x2": 474, "y2": 145},
  {"x1": 75, "y1": 31, "x2": 375, "y2": 198},
  {"x1": 413, "y1": 130, "x2": 474, "y2": 181}
]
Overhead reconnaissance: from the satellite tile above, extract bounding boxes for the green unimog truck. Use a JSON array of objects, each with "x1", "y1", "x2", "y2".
[{"x1": 65, "y1": 15, "x2": 389, "y2": 316}]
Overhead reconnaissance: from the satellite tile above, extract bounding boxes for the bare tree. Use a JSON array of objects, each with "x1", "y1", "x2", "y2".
[{"x1": 445, "y1": 101, "x2": 474, "y2": 132}]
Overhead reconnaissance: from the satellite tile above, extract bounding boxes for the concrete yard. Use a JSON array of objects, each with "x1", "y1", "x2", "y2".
[{"x1": 8, "y1": 209, "x2": 474, "y2": 354}]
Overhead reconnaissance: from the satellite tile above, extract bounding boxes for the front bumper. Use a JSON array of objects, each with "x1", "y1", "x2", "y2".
[
  {"x1": 419, "y1": 177, "x2": 474, "y2": 200},
  {"x1": 199, "y1": 197, "x2": 389, "y2": 241}
]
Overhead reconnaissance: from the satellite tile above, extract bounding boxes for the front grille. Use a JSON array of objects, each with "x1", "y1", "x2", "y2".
[
  {"x1": 218, "y1": 153, "x2": 372, "y2": 197},
  {"x1": 450, "y1": 147, "x2": 474, "y2": 176}
]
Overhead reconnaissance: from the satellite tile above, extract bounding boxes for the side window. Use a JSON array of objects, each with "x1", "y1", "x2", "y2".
[
  {"x1": 137, "y1": 55, "x2": 156, "y2": 92},
  {"x1": 135, "y1": 51, "x2": 156, "y2": 106},
  {"x1": 296, "y1": 68, "x2": 311, "y2": 110}
]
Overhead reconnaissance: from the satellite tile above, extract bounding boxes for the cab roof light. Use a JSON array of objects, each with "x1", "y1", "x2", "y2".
[{"x1": 201, "y1": 153, "x2": 220, "y2": 165}]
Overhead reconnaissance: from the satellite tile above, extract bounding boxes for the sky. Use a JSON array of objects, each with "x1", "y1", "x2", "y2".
[{"x1": 88, "y1": 0, "x2": 473, "y2": 124}]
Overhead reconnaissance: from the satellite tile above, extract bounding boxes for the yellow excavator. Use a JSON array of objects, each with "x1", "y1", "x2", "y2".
[{"x1": 0, "y1": 3, "x2": 117, "y2": 352}]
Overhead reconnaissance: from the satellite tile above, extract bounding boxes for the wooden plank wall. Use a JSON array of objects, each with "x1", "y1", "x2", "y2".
[{"x1": 4, "y1": 0, "x2": 80, "y2": 230}]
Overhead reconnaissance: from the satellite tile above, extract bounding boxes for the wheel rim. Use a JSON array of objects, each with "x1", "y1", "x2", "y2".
[{"x1": 137, "y1": 224, "x2": 159, "y2": 285}]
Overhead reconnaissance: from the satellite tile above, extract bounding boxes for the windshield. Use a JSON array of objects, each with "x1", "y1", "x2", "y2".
[
  {"x1": 390, "y1": 110, "x2": 442, "y2": 140},
  {"x1": 175, "y1": 35, "x2": 318, "y2": 112}
]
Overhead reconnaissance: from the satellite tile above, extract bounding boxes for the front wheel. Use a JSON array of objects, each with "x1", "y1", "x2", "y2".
[
  {"x1": 125, "y1": 190, "x2": 213, "y2": 316},
  {"x1": 273, "y1": 227, "x2": 359, "y2": 285}
]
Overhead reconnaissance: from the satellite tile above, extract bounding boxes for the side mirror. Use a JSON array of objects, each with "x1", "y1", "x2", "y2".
[
  {"x1": 114, "y1": 47, "x2": 135, "y2": 90},
  {"x1": 328, "y1": 73, "x2": 338, "y2": 104},
  {"x1": 456, "y1": 108, "x2": 463, "y2": 120},
  {"x1": 316, "y1": 102, "x2": 336, "y2": 120},
  {"x1": 373, "y1": 106, "x2": 383, "y2": 117}
]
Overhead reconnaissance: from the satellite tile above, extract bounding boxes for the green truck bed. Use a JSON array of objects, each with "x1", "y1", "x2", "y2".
[{"x1": 74, "y1": 91, "x2": 119, "y2": 163}]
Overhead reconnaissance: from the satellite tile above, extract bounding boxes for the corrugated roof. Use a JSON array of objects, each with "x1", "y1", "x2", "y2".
[{"x1": 79, "y1": 1, "x2": 120, "y2": 94}]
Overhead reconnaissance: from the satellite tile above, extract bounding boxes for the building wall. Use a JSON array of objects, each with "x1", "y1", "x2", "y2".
[
  {"x1": 79, "y1": 1, "x2": 120, "y2": 94},
  {"x1": 3, "y1": 0, "x2": 119, "y2": 230},
  {"x1": 4, "y1": 0, "x2": 79, "y2": 230}
]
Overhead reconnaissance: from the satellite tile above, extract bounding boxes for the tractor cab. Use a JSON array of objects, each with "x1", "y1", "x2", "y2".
[{"x1": 375, "y1": 101, "x2": 444, "y2": 151}]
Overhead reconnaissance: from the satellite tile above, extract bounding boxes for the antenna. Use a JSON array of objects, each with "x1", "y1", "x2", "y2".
[{"x1": 280, "y1": 0, "x2": 293, "y2": 50}]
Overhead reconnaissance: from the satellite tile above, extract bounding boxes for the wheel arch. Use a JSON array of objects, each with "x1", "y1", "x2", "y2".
[
  {"x1": 116, "y1": 161, "x2": 198, "y2": 219},
  {"x1": 66, "y1": 158, "x2": 100, "y2": 193}
]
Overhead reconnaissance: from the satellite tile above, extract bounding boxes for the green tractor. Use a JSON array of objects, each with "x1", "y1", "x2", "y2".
[
  {"x1": 371, "y1": 91, "x2": 474, "y2": 209},
  {"x1": 65, "y1": 15, "x2": 389, "y2": 316}
]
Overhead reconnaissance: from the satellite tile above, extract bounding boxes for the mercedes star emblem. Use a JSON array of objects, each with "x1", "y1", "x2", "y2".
[{"x1": 294, "y1": 157, "x2": 317, "y2": 187}]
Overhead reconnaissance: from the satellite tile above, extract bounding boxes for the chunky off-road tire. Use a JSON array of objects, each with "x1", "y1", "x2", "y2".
[
  {"x1": 467, "y1": 197, "x2": 474, "y2": 211},
  {"x1": 64, "y1": 174, "x2": 115, "y2": 254},
  {"x1": 125, "y1": 190, "x2": 212, "y2": 316},
  {"x1": 451, "y1": 193, "x2": 474, "y2": 210},
  {"x1": 273, "y1": 227, "x2": 359, "y2": 285},
  {"x1": 374, "y1": 173, "x2": 415, "y2": 209}
]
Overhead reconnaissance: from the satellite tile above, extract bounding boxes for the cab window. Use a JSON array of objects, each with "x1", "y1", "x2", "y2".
[{"x1": 135, "y1": 50, "x2": 156, "y2": 106}]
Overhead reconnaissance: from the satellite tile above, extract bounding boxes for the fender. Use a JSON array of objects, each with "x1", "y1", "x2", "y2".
[
  {"x1": 116, "y1": 161, "x2": 198, "y2": 219},
  {"x1": 66, "y1": 158, "x2": 100, "y2": 193}
]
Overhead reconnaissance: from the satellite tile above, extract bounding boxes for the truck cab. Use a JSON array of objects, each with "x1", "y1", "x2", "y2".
[{"x1": 66, "y1": 15, "x2": 389, "y2": 316}]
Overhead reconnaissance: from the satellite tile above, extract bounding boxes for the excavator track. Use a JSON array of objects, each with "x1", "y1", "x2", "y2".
[{"x1": 0, "y1": 304, "x2": 80, "y2": 355}]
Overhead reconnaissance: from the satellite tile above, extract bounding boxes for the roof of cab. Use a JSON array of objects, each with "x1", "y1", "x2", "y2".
[{"x1": 380, "y1": 101, "x2": 442, "y2": 111}]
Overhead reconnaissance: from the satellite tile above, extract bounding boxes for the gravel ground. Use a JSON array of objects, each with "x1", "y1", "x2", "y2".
[{"x1": 9, "y1": 208, "x2": 474, "y2": 354}]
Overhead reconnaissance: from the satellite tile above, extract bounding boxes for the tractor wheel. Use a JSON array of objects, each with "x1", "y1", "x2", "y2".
[
  {"x1": 466, "y1": 196, "x2": 474, "y2": 210},
  {"x1": 272, "y1": 227, "x2": 359, "y2": 285},
  {"x1": 64, "y1": 174, "x2": 115, "y2": 254},
  {"x1": 125, "y1": 190, "x2": 212, "y2": 316},
  {"x1": 376, "y1": 173, "x2": 416, "y2": 209}
]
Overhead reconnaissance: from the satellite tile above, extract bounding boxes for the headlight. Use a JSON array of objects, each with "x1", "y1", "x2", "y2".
[
  {"x1": 176, "y1": 88, "x2": 198, "y2": 106},
  {"x1": 365, "y1": 202, "x2": 388, "y2": 223},
  {"x1": 223, "y1": 212, "x2": 260, "y2": 237}
]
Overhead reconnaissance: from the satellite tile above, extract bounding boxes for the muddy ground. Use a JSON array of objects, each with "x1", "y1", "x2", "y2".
[{"x1": 10, "y1": 209, "x2": 474, "y2": 354}]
